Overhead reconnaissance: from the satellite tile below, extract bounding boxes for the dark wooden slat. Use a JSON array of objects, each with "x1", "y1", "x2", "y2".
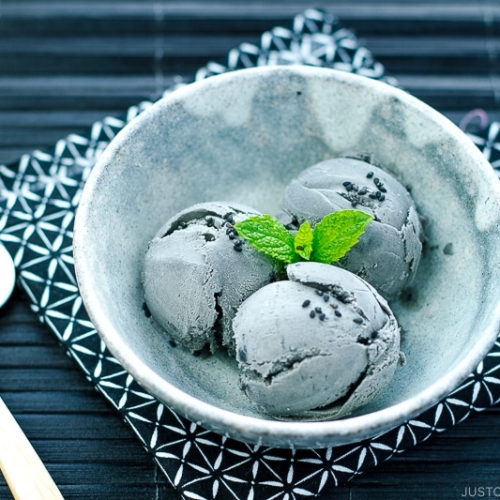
[
  {"x1": 1, "y1": 1, "x2": 496, "y2": 19},
  {"x1": 0, "y1": 35, "x2": 495, "y2": 76},
  {"x1": 13, "y1": 438, "x2": 159, "y2": 462},
  {"x1": 0, "y1": 485, "x2": 178, "y2": 500},
  {"x1": 0, "y1": 368, "x2": 93, "y2": 391},
  {"x1": 0, "y1": 346, "x2": 78, "y2": 368},
  {"x1": 1, "y1": 323, "x2": 61, "y2": 346},
  {"x1": 7, "y1": 34, "x2": 492, "y2": 59},
  {"x1": 1, "y1": 391, "x2": 113, "y2": 413},
  {"x1": 11, "y1": 414, "x2": 139, "y2": 440},
  {"x1": 0, "y1": 76, "x2": 164, "y2": 112}
]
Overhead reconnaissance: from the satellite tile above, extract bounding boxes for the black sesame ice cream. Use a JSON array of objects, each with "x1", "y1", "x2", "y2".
[
  {"x1": 233, "y1": 262, "x2": 401, "y2": 419},
  {"x1": 278, "y1": 156, "x2": 423, "y2": 299},
  {"x1": 142, "y1": 202, "x2": 280, "y2": 353}
]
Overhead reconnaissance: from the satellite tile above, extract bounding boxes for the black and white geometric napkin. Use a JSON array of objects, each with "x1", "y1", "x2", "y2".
[{"x1": 2, "y1": 8, "x2": 500, "y2": 499}]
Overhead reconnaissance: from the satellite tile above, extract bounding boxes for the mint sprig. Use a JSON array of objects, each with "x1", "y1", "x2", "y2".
[
  {"x1": 311, "y1": 210, "x2": 373, "y2": 263},
  {"x1": 234, "y1": 209, "x2": 372, "y2": 265},
  {"x1": 294, "y1": 221, "x2": 313, "y2": 260},
  {"x1": 233, "y1": 214, "x2": 299, "y2": 264}
]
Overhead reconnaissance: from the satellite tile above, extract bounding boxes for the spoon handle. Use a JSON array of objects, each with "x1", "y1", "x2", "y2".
[{"x1": 0, "y1": 396, "x2": 64, "y2": 499}]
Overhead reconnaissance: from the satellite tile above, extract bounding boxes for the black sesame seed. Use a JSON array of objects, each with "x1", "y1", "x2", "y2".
[
  {"x1": 375, "y1": 190, "x2": 382, "y2": 199},
  {"x1": 358, "y1": 187, "x2": 368, "y2": 195},
  {"x1": 345, "y1": 184, "x2": 354, "y2": 192},
  {"x1": 315, "y1": 307, "x2": 322, "y2": 313},
  {"x1": 223, "y1": 212, "x2": 235, "y2": 223},
  {"x1": 353, "y1": 317, "x2": 363, "y2": 324},
  {"x1": 322, "y1": 294, "x2": 330, "y2": 302},
  {"x1": 315, "y1": 289, "x2": 323, "y2": 296},
  {"x1": 142, "y1": 302, "x2": 152, "y2": 318},
  {"x1": 319, "y1": 313, "x2": 326, "y2": 321},
  {"x1": 379, "y1": 185, "x2": 387, "y2": 193},
  {"x1": 169, "y1": 339, "x2": 177, "y2": 348},
  {"x1": 336, "y1": 291, "x2": 350, "y2": 302},
  {"x1": 310, "y1": 310, "x2": 316, "y2": 318},
  {"x1": 342, "y1": 181, "x2": 352, "y2": 187},
  {"x1": 233, "y1": 244, "x2": 243, "y2": 252},
  {"x1": 379, "y1": 194, "x2": 386, "y2": 202},
  {"x1": 351, "y1": 184, "x2": 358, "y2": 192},
  {"x1": 373, "y1": 177, "x2": 379, "y2": 184},
  {"x1": 366, "y1": 171, "x2": 374, "y2": 178},
  {"x1": 302, "y1": 300, "x2": 311, "y2": 308},
  {"x1": 334, "y1": 310, "x2": 342, "y2": 317},
  {"x1": 228, "y1": 233, "x2": 236, "y2": 240},
  {"x1": 234, "y1": 239, "x2": 243, "y2": 246},
  {"x1": 369, "y1": 192, "x2": 378, "y2": 199},
  {"x1": 351, "y1": 200, "x2": 358, "y2": 208}
]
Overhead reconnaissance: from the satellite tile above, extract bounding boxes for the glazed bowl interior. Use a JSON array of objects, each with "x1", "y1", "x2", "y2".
[{"x1": 73, "y1": 66, "x2": 500, "y2": 448}]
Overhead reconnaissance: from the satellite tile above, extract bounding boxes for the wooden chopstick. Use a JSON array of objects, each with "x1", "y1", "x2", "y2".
[{"x1": 0, "y1": 396, "x2": 64, "y2": 499}]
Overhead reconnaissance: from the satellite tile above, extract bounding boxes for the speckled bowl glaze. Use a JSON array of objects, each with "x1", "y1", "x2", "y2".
[{"x1": 73, "y1": 66, "x2": 500, "y2": 449}]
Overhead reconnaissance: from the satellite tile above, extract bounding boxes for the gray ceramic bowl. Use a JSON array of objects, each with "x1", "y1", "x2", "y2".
[{"x1": 73, "y1": 65, "x2": 500, "y2": 449}]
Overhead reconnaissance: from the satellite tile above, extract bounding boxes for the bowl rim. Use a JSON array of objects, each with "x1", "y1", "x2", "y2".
[{"x1": 73, "y1": 65, "x2": 500, "y2": 448}]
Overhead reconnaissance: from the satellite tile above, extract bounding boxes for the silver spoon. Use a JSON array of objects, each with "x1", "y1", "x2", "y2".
[
  {"x1": 0, "y1": 242, "x2": 15, "y2": 308},
  {"x1": 0, "y1": 242, "x2": 64, "y2": 499}
]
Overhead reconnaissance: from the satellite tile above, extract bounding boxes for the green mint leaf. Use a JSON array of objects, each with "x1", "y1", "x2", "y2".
[
  {"x1": 294, "y1": 221, "x2": 313, "y2": 260},
  {"x1": 234, "y1": 214, "x2": 298, "y2": 264},
  {"x1": 311, "y1": 209, "x2": 372, "y2": 264}
]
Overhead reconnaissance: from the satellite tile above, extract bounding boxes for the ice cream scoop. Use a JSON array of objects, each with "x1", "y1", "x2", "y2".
[
  {"x1": 278, "y1": 156, "x2": 423, "y2": 299},
  {"x1": 142, "y1": 202, "x2": 280, "y2": 353},
  {"x1": 233, "y1": 262, "x2": 401, "y2": 419}
]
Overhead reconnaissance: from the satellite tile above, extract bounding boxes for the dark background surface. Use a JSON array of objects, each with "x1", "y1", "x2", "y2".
[{"x1": 1, "y1": 1, "x2": 500, "y2": 498}]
